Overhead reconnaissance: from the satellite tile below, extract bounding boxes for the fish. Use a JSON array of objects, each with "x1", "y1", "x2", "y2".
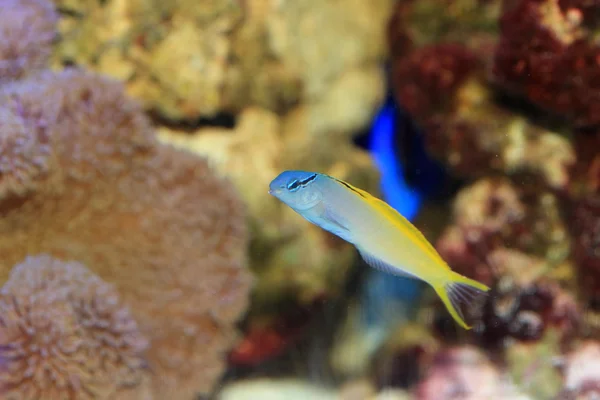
[{"x1": 268, "y1": 170, "x2": 490, "y2": 329}]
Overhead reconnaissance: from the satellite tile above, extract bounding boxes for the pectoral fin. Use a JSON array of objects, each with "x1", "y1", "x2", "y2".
[
  {"x1": 357, "y1": 248, "x2": 419, "y2": 280},
  {"x1": 319, "y1": 206, "x2": 354, "y2": 243}
]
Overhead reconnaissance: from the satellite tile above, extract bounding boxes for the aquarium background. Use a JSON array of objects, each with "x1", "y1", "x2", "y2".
[{"x1": 0, "y1": 0, "x2": 598, "y2": 399}]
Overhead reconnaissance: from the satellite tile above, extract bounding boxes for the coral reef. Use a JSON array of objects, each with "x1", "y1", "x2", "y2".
[
  {"x1": 387, "y1": 0, "x2": 600, "y2": 398},
  {"x1": 0, "y1": 0, "x2": 57, "y2": 83},
  {"x1": 391, "y1": 42, "x2": 575, "y2": 188},
  {"x1": 51, "y1": 0, "x2": 393, "y2": 123},
  {"x1": 50, "y1": 0, "x2": 391, "y2": 367},
  {"x1": 567, "y1": 133, "x2": 600, "y2": 305},
  {"x1": 0, "y1": 69, "x2": 252, "y2": 399},
  {"x1": 0, "y1": 1, "x2": 252, "y2": 396},
  {"x1": 505, "y1": 332, "x2": 564, "y2": 399},
  {"x1": 371, "y1": 324, "x2": 441, "y2": 389},
  {"x1": 8, "y1": 0, "x2": 599, "y2": 397},
  {"x1": 568, "y1": 132, "x2": 600, "y2": 200},
  {"x1": 158, "y1": 105, "x2": 380, "y2": 367},
  {"x1": 493, "y1": 0, "x2": 600, "y2": 128},
  {"x1": 569, "y1": 195, "x2": 600, "y2": 304},
  {"x1": 436, "y1": 178, "x2": 571, "y2": 282},
  {"x1": 427, "y1": 180, "x2": 582, "y2": 395},
  {"x1": 371, "y1": 326, "x2": 533, "y2": 399},
  {"x1": 0, "y1": 255, "x2": 151, "y2": 400},
  {"x1": 476, "y1": 260, "x2": 580, "y2": 346}
]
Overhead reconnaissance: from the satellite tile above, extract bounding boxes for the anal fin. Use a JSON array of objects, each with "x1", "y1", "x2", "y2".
[{"x1": 357, "y1": 248, "x2": 419, "y2": 280}]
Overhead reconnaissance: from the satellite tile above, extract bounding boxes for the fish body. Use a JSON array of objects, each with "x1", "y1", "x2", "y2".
[{"x1": 269, "y1": 170, "x2": 490, "y2": 329}]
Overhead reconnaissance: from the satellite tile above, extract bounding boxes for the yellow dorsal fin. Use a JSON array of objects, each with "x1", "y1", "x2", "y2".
[{"x1": 328, "y1": 175, "x2": 449, "y2": 269}]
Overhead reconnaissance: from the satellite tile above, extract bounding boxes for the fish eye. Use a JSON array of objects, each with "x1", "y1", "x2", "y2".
[{"x1": 286, "y1": 179, "x2": 301, "y2": 192}]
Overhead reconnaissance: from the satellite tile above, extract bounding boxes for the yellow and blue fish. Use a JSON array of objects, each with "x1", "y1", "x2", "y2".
[{"x1": 269, "y1": 170, "x2": 490, "y2": 329}]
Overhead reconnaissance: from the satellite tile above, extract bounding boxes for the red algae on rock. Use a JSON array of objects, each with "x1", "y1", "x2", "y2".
[
  {"x1": 493, "y1": 0, "x2": 600, "y2": 127},
  {"x1": 436, "y1": 178, "x2": 571, "y2": 282},
  {"x1": 387, "y1": 0, "x2": 600, "y2": 397},
  {"x1": 391, "y1": 44, "x2": 479, "y2": 121},
  {"x1": 569, "y1": 196, "x2": 600, "y2": 303},
  {"x1": 0, "y1": 69, "x2": 252, "y2": 399},
  {"x1": 432, "y1": 178, "x2": 580, "y2": 343},
  {"x1": 478, "y1": 266, "x2": 580, "y2": 346},
  {"x1": 391, "y1": 38, "x2": 575, "y2": 188}
]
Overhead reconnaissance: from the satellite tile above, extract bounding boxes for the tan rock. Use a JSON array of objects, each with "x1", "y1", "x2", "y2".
[{"x1": 52, "y1": 0, "x2": 393, "y2": 134}]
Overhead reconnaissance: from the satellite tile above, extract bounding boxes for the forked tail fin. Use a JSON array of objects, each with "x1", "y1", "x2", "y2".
[{"x1": 432, "y1": 271, "x2": 490, "y2": 330}]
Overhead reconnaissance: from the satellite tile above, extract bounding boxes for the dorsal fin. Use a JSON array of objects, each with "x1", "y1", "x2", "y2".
[{"x1": 326, "y1": 175, "x2": 448, "y2": 269}]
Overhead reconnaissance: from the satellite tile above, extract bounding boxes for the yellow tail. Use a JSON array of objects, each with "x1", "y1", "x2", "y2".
[{"x1": 432, "y1": 271, "x2": 490, "y2": 330}]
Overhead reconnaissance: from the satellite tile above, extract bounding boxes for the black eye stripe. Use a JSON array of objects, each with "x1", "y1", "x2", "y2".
[
  {"x1": 287, "y1": 180, "x2": 300, "y2": 190},
  {"x1": 299, "y1": 174, "x2": 317, "y2": 186},
  {"x1": 287, "y1": 174, "x2": 317, "y2": 191}
]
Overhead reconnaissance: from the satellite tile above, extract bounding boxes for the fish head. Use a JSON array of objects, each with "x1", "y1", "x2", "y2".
[{"x1": 269, "y1": 170, "x2": 323, "y2": 211}]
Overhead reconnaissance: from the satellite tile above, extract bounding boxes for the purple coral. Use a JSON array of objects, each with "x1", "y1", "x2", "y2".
[
  {"x1": 0, "y1": 104, "x2": 51, "y2": 201},
  {"x1": 0, "y1": 254, "x2": 150, "y2": 399},
  {"x1": 0, "y1": 0, "x2": 57, "y2": 83},
  {"x1": 0, "y1": 0, "x2": 252, "y2": 396},
  {"x1": 0, "y1": 69, "x2": 252, "y2": 398}
]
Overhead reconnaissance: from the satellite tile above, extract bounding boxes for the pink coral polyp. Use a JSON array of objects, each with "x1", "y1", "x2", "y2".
[
  {"x1": 0, "y1": 69, "x2": 251, "y2": 398},
  {"x1": 0, "y1": 0, "x2": 57, "y2": 83},
  {"x1": 0, "y1": 105, "x2": 51, "y2": 201},
  {"x1": 0, "y1": 255, "x2": 149, "y2": 400}
]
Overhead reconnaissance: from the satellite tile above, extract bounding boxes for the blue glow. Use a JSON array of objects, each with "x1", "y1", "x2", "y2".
[{"x1": 368, "y1": 102, "x2": 422, "y2": 221}]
